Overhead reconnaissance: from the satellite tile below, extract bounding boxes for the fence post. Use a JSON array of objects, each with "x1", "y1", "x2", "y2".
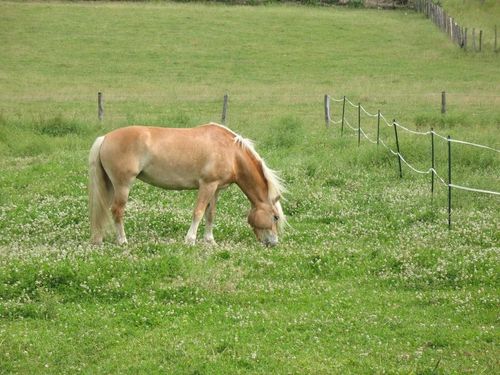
[
  {"x1": 98, "y1": 92, "x2": 104, "y2": 121},
  {"x1": 221, "y1": 93, "x2": 228, "y2": 125},
  {"x1": 341, "y1": 96, "x2": 346, "y2": 136},
  {"x1": 472, "y1": 28, "x2": 476, "y2": 51},
  {"x1": 393, "y1": 120, "x2": 402, "y2": 178},
  {"x1": 377, "y1": 110, "x2": 380, "y2": 146},
  {"x1": 448, "y1": 135, "x2": 452, "y2": 229},
  {"x1": 358, "y1": 103, "x2": 361, "y2": 146},
  {"x1": 431, "y1": 128, "x2": 435, "y2": 202},
  {"x1": 441, "y1": 91, "x2": 446, "y2": 114},
  {"x1": 324, "y1": 94, "x2": 331, "y2": 128},
  {"x1": 479, "y1": 30, "x2": 483, "y2": 52}
]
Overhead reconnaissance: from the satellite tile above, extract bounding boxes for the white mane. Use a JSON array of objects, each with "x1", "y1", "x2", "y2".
[{"x1": 209, "y1": 122, "x2": 287, "y2": 231}]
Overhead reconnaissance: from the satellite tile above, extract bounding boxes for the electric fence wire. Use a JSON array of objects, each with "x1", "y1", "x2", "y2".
[
  {"x1": 336, "y1": 96, "x2": 500, "y2": 152},
  {"x1": 330, "y1": 96, "x2": 500, "y2": 196},
  {"x1": 360, "y1": 105, "x2": 379, "y2": 118}
]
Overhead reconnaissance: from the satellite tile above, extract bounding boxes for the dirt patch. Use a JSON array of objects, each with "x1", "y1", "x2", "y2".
[{"x1": 363, "y1": 0, "x2": 411, "y2": 8}]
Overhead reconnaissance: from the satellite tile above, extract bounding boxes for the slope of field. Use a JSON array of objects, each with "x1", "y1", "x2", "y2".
[
  {"x1": 441, "y1": 0, "x2": 499, "y2": 30},
  {"x1": 439, "y1": 0, "x2": 499, "y2": 50},
  {"x1": 0, "y1": 2, "x2": 498, "y2": 374}
]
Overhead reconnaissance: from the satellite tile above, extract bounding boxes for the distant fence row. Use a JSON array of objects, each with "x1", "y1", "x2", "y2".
[
  {"x1": 414, "y1": 0, "x2": 498, "y2": 52},
  {"x1": 324, "y1": 94, "x2": 499, "y2": 228}
]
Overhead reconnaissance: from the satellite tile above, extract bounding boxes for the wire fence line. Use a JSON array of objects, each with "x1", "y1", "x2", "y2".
[
  {"x1": 355, "y1": 115, "x2": 449, "y2": 182},
  {"x1": 324, "y1": 94, "x2": 499, "y2": 227}
]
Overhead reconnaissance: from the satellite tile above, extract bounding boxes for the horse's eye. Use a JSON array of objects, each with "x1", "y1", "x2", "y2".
[{"x1": 273, "y1": 215, "x2": 279, "y2": 222}]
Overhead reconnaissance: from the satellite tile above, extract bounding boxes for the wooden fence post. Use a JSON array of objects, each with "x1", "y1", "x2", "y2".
[
  {"x1": 441, "y1": 91, "x2": 446, "y2": 114},
  {"x1": 479, "y1": 30, "x2": 483, "y2": 52},
  {"x1": 221, "y1": 93, "x2": 228, "y2": 125},
  {"x1": 98, "y1": 92, "x2": 104, "y2": 121}
]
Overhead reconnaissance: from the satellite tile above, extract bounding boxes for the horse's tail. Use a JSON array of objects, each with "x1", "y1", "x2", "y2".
[{"x1": 88, "y1": 136, "x2": 113, "y2": 244}]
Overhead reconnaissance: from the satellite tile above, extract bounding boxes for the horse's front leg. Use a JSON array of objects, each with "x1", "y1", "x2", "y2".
[
  {"x1": 203, "y1": 190, "x2": 220, "y2": 245},
  {"x1": 185, "y1": 182, "x2": 218, "y2": 245}
]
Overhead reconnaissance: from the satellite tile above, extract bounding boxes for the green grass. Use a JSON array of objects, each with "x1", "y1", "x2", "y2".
[{"x1": 0, "y1": 1, "x2": 499, "y2": 374}]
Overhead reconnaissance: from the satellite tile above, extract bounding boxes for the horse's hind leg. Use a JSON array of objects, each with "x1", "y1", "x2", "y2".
[
  {"x1": 111, "y1": 186, "x2": 130, "y2": 245},
  {"x1": 203, "y1": 190, "x2": 219, "y2": 245}
]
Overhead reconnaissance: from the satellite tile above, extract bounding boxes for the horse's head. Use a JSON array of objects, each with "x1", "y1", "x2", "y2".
[{"x1": 248, "y1": 200, "x2": 284, "y2": 247}]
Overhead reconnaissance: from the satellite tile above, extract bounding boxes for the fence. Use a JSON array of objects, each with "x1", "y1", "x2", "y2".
[
  {"x1": 414, "y1": 0, "x2": 498, "y2": 52},
  {"x1": 96, "y1": 91, "x2": 231, "y2": 125},
  {"x1": 324, "y1": 94, "x2": 500, "y2": 228}
]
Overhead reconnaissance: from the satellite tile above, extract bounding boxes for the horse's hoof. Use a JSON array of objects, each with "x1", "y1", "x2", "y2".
[
  {"x1": 91, "y1": 237, "x2": 103, "y2": 246},
  {"x1": 184, "y1": 236, "x2": 196, "y2": 246},
  {"x1": 117, "y1": 238, "x2": 128, "y2": 245},
  {"x1": 203, "y1": 238, "x2": 217, "y2": 246}
]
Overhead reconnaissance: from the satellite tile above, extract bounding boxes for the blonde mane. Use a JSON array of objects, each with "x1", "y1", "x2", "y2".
[{"x1": 209, "y1": 123, "x2": 285, "y2": 200}]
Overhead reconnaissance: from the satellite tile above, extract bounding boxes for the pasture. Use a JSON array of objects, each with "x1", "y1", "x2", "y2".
[{"x1": 0, "y1": 1, "x2": 499, "y2": 373}]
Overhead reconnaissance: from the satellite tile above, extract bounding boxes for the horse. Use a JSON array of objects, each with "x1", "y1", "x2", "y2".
[{"x1": 88, "y1": 123, "x2": 286, "y2": 246}]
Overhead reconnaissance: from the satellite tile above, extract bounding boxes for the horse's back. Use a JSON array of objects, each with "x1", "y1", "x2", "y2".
[{"x1": 99, "y1": 124, "x2": 237, "y2": 189}]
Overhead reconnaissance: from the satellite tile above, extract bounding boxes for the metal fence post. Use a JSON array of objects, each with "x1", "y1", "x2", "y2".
[
  {"x1": 431, "y1": 128, "x2": 435, "y2": 202},
  {"x1": 377, "y1": 110, "x2": 380, "y2": 146},
  {"x1": 341, "y1": 96, "x2": 346, "y2": 136},
  {"x1": 448, "y1": 135, "x2": 452, "y2": 229},
  {"x1": 324, "y1": 94, "x2": 331, "y2": 128},
  {"x1": 358, "y1": 103, "x2": 361, "y2": 146},
  {"x1": 393, "y1": 120, "x2": 403, "y2": 178}
]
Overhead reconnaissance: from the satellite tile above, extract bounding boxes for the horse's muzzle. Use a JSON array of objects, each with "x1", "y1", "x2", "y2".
[{"x1": 263, "y1": 236, "x2": 278, "y2": 247}]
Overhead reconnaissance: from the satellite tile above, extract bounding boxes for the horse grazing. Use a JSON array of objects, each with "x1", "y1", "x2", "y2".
[{"x1": 88, "y1": 123, "x2": 285, "y2": 246}]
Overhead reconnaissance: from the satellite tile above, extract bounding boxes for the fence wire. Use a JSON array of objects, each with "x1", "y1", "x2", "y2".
[{"x1": 329, "y1": 95, "x2": 500, "y2": 197}]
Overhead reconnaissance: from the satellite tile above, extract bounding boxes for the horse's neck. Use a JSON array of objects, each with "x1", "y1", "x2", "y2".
[{"x1": 235, "y1": 150, "x2": 269, "y2": 207}]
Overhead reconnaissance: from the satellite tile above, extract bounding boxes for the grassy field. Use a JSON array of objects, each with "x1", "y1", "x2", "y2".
[{"x1": 0, "y1": 1, "x2": 499, "y2": 374}]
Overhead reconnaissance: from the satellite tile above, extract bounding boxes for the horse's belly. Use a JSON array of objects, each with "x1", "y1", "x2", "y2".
[
  {"x1": 136, "y1": 140, "x2": 233, "y2": 190},
  {"x1": 137, "y1": 168, "x2": 199, "y2": 190}
]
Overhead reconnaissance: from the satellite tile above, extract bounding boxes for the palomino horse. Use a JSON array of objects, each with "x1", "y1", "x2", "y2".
[{"x1": 88, "y1": 123, "x2": 285, "y2": 246}]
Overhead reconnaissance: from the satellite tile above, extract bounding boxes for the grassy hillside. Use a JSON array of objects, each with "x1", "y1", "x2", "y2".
[
  {"x1": 441, "y1": 0, "x2": 499, "y2": 30},
  {"x1": 0, "y1": 1, "x2": 498, "y2": 374},
  {"x1": 439, "y1": 0, "x2": 499, "y2": 50}
]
